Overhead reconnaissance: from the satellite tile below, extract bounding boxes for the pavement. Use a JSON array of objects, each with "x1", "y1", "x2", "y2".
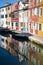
[
  {"x1": 29, "y1": 34, "x2": 43, "y2": 45},
  {"x1": 14, "y1": 32, "x2": 43, "y2": 45}
]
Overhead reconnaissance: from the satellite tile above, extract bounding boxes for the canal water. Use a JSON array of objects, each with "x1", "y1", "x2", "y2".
[
  {"x1": 0, "y1": 34, "x2": 43, "y2": 65},
  {"x1": 0, "y1": 35, "x2": 28, "y2": 65},
  {"x1": 0, "y1": 35, "x2": 2, "y2": 46}
]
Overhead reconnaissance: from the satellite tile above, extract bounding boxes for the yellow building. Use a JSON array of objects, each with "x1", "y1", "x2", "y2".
[{"x1": 38, "y1": 0, "x2": 43, "y2": 36}]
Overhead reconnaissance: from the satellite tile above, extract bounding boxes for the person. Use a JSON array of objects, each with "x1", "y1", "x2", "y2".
[{"x1": 23, "y1": 27, "x2": 27, "y2": 32}]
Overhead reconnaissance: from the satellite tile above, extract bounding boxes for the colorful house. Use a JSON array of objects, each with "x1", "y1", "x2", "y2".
[
  {"x1": 0, "y1": 4, "x2": 7, "y2": 28},
  {"x1": 19, "y1": 1, "x2": 28, "y2": 32},
  {"x1": 19, "y1": 1, "x2": 24, "y2": 31},
  {"x1": 11, "y1": 2, "x2": 19, "y2": 30},
  {"x1": 28, "y1": 0, "x2": 43, "y2": 37},
  {"x1": 38, "y1": 0, "x2": 43, "y2": 36},
  {"x1": 5, "y1": 3, "x2": 12, "y2": 29},
  {"x1": 23, "y1": 10, "x2": 28, "y2": 32},
  {"x1": 29, "y1": 0, "x2": 38, "y2": 35}
]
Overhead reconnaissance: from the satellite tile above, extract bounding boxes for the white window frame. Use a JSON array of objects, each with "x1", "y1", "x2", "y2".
[
  {"x1": 35, "y1": 23, "x2": 38, "y2": 30},
  {"x1": 32, "y1": 9, "x2": 34, "y2": 16},
  {"x1": 42, "y1": 23, "x2": 43, "y2": 32},
  {"x1": 34, "y1": 8, "x2": 38, "y2": 15}
]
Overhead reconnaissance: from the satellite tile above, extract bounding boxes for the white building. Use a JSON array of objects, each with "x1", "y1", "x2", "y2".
[
  {"x1": 1, "y1": 36, "x2": 7, "y2": 49},
  {"x1": 19, "y1": 1, "x2": 24, "y2": 31},
  {"x1": 19, "y1": 1, "x2": 29, "y2": 32},
  {"x1": 18, "y1": 41, "x2": 24, "y2": 62},
  {"x1": 0, "y1": 7, "x2": 7, "y2": 28},
  {"x1": 0, "y1": 3, "x2": 12, "y2": 29}
]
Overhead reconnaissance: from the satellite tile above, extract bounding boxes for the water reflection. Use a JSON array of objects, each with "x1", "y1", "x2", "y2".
[
  {"x1": 0, "y1": 35, "x2": 2, "y2": 47},
  {"x1": 28, "y1": 42, "x2": 43, "y2": 65},
  {"x1": 0, "y1": 34, "x2": 43, "y2": 65}
]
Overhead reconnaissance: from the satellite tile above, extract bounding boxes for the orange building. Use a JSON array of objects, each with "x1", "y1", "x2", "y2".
[
  {"x1": 29, "y1": 0, "x2": 38, "y2": 35},
  {"x1": 38, "y1": 0, "x2": 43, "y2": 36}
]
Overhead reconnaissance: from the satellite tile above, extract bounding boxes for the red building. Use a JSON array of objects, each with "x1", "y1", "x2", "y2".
[
  {"x1": 29, "y1": 0, "x2": 38, "y2": 35},
  {"x1": 11, "y1": 2, "x2": 19, "y2": 30}
]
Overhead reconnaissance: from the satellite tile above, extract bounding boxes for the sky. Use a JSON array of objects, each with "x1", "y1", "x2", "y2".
[
  {"x1": 0, "y1": 0, "x2": 18, "y2": 7},
  {"x1": 0, "y1": 0, "x2": 25, "y2": 7}
]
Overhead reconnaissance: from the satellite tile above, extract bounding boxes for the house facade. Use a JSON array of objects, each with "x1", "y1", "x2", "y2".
[
  {"x1": 0, "y1": 6, "x2": 6, "y2": 28},
  {"x1": 19, "y1": 1, "x2": 24, "y2": 31},
  {"x1": 28, "y1": 0, "x2": 43, "y2": 36},
  {"x1": 23, "y1": 3, "x2": 28, "y2": 32},
  {"x1": 38, "y1": 0, "x2": 43, "y2": 36},
  {"x1": 11, "y1": 2, "x2": 19, "y2": 30},
  {"x1": 29, "y1": 0, "x2": 38, "y2": 35},
  {"x1": 0, "y1": 0, "x2": 43, "y2": 36},
  {"x1": 0, "y1": 2, "x2": 12, "y2": 28},
  {"x1": 5, "y1": 3, "x2": 12, "y2": 29},
  {"x1": 19, "y1": 1, "x2": 28, "y2": 32}
]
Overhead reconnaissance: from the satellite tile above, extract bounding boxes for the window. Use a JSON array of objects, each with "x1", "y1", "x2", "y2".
[
  {"x1": 9, "y1": 14, "x2": 11, "y2": 17},
  {"x1": 37, "y1": 0, "x2": 43, "y2": 3},
  {"x1": 39, "y1": 8, "x2": 42, "y2": 16},
  {"x1": 6, "y1": 21, "x2": 7, "y2": 24},
  {"x1": 12, "y1": 15, "x2": 15, "y2": 18},
  {"x1": 6, "y1": 7, "x2": 10, "y2": 10},
  {"x1": 39, "y1": 24, "x2": 41, "y2": 30},
  {"x1": 6, "y1": 40, "x2": 8, "y2": 45},
  {"x1": 20, "y1": 22, "x2": 23, "y2": 27},
  {"x1": 6, "y1": 7, "x2": 7, "y2": 10},
  {"x1": 40, "y1": 0, "x2": 43, "y2": 2},
  {"x1": 5, "y1": 14, "x2": 8, "y2": 18},
  {"x1": 1, "y1": 38, "x2": 4, "y2": 42},
  {"x1": 35, "y1": 8, "x2": 38, "y2": 15},
  {"x1": 15, "y1": 23, "x2": 18, "y2": 27},
  {"x1": 38, "y1": 0, "x2": 40, "y2": 2},
  {"x1": 8, "y1": 7, "x2": 10, "y2": 10},
  {"x1": 28, "y1": 10, "x2": 30, "y2": 17},
  {"x1": 12, "y1": 23, "x2": 13, "y2": 26},
  {"x1": 32, "y1": 9, "x2": 34, "y2": 16},
  {"x1": 6, "y1": 21, "x2": 10, "y2": 25},
  {"x1": 2, "y1": 9, "x2": 4, "y2": 11},
  {"x1": 35, "y1": 23, "x2": 38, "y2": 30},
  {"x1": 31, "y1": 22, "x2": 33, "y2": 29},
  {"x1": 1, "y1": 15, "x2": 4, "y2": 18},
  {"x1": 19, "y1": 14, "x2": 21, "y2": 17}
]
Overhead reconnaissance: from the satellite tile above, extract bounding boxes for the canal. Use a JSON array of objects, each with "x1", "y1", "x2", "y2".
[{"x1": 0, "y1": 34, "x2": 43, "y2": 65}]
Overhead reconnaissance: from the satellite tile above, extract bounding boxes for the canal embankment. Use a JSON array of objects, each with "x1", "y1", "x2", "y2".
[{"x1": 28, "y1": 35, "x2": 43, "y2": 46}]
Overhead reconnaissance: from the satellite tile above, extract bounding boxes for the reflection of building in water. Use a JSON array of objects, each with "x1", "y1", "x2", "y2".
[
  {"x1": 1, "y1": 34, "x2": 43, "y2": 64},
  {"x1": 1, "y1": 34, "x2": 18, "y2": 56},
  {"x1": 0, "y1": 35, "x2": 2, "y2": 47},
  {"x1": 6, "y1": 34, "x2": 19, "y2": 56},
  {"x1": 18, "y1": 41, "x2": 24, "y2": 62},
  {"x1": 28, "y1": 41, "x2": 43, "y2": 65},
  {"x1": 18, "y1": 41, "x2": 28, "y2": 62},
  {"x1": 1, "y1": 36, "x2": 8, "y2": 49}
]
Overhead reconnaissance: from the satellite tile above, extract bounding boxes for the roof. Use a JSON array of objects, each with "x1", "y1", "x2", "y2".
[{"x1": 0, "y1": 4, "x2": 11, "y2": 9}]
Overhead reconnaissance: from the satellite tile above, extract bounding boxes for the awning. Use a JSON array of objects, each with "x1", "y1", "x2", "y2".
[{"x1": 12, "y1": 18, "x2": 19, "y2": 22}]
